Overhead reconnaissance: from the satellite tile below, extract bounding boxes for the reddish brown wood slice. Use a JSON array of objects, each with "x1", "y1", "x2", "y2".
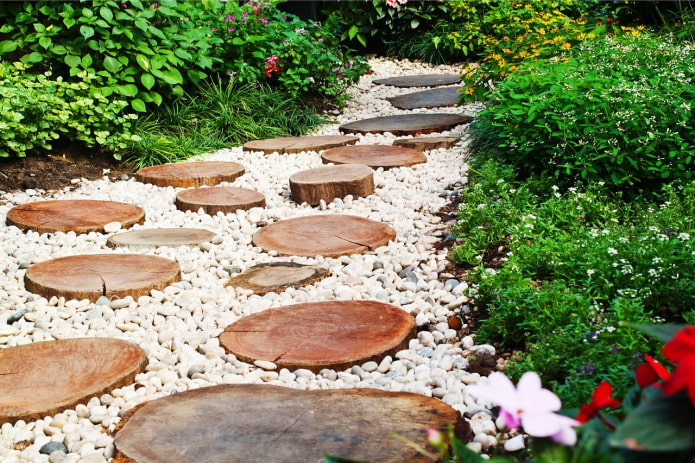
[
  {"x1": 393, "y1": 136, "x2": 459, "y2": 151},
  {"x1": 24, "y1": 254, "x2": 181, "y2": 302},
  {"x1": 0, "y1": 338, "x2": 146, "y2": 424},
  {"x1": 243, "y1": 135, "x2": 359, "y2": 154},
  {"x1": 339, "y1": 113, "x2": 471, "y2": 136},
  {"x1": 289, "y1": 164, "x2": 374, "y2": 205},
  {"x1": 252, "y1": 214, "x2": 395, "y2": 257},
  {"x1": 373, "y1": 73, "x2": 462, "y2": 87},
  {"x1": 6, "y1": 200, "x2": 145, "y2": 234},
  {"x1": 107, "y1": 228, "x2": 217, "y2": 248},
  {"x1": 135, "y1": 161, "x2": 245, "y2": 188},
  {"x1": 322, "y1": 144, "x2": 426, "y2": 169},
  {"x1": 175, "y1": 186, "x2": 265, "y2": 215},
  {"x1": 225, "y1": 262, "x2": 329, "y2": 295},
  {"x1": 387, "y1": 86, "x2": 463, "y2": 109}
]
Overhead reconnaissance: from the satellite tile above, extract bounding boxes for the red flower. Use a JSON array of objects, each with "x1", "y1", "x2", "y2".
[
  {"x1": 635, "y1": 354, "x2": 671, "y2": 388},
  {"x1": 576, "y1": 381, "x2": 621, "y2": 424},
  {"x1": 264, "y1": 55, "x2": 280, "y2": 78},
  {"x1": 661, "y1": 326, "x2": 695, "y2": 405}
]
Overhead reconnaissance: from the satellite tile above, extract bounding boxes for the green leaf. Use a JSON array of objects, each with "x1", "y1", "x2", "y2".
[
  {"x1": 140, "y1": 73, "x2": 155, "y2": 90},
  {"x1": 135, "y1": 54, "x2": 150, "y2": 70},
  {"x1": 80, "y1": 25, "x2": 95, "y2": 39},
  {"x1": 231, "y1": 37, "x2": 245, "y2": 46},
  {"x1": 63, "y1": 17, "x2": 76, "y2": 28},
  {"x1": 117, "y1": 84, "x2": 139, "y2": 97},
  {"x1": 149, "y1": 91, "x2": 163, "y2": 106},
  {"x1": 321, "y1": 455, "x2": 368, "y2": 463},
  {"x1": 99, "y1": 6, "x2": 113, "y2": 22},
  {"x1": 81, "y1": 54, "x2": 93, "y2": 68},
  {"x1": 0, "y1": 40, "x2": 18, "y2": 55},
  {"x1": 20, "y1": 51, "x2": 43, "y2": 65},
  {"x1": 50, "y1": 45, "x2": 67, "y2": 55},
  {"x1": 65, "y1": 54, "x2": 81, "y2": 68},
  {"x1": 159, "y1": 68, "x2": 183, "y2": 85},
  {"x1": 39, "y1": 37, "x2": 52, "y2": 49},
  {"x1": 131, "y1": 98, "x2": 146, "y2": 112},
  {"x1": 174, "y1": 48, "x2": 192, "y2": 61},
  {"x1": 130, "y1": 0, "x2": 144, "y2": 10},
  {"x1": 103, "y1": 56, "x2": 122, "y2": 73},
  {"x1": 629, "y1": 324, "x2": 687, "y2": 343},
  {"x1": 33, "y1": 23, "x2": 46, "y2": 33},
  {"x1": 410, "y1": 18, "x2": 420, "y2": 29}
]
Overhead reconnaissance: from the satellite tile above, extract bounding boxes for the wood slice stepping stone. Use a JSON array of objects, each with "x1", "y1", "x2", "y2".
[
  {"x1": 373, "y1": 73, "x2": 462, "y2": 87},
  {"x1": 393, "y1": 136, "x2": 459, "y2": 151},
  {"x1": 387, "y1": 86, "x2": 463, "y2": 109},
  {"x1": 107, "y1": 228, "x2": 217, "y2": 248},
  {"x1": 339, "y1": 113, "x2": 471, "y2": 136},
  {"x1": 220, "y1": 301, "x2": 416, "y2": 372},
  {"x1": 225, "y1": 262, "x2": 329, "y2": 295},
  {"x1": 243, "y1": 135, "x2": 359, "y2": 154},
  {"x1": 25, "y1": 254, "x2": 181, "y2": 302},
  {"x1": 322, "y1": 145, "x2": 426, "y2": 169},
  {"x1": 114, "y1": 383, "x2": 464, "y2": 463},
  {"x1": 6, "y1": 200, "x2": 145, "y2": 234},
  {"x1": 175, "y1": 186, "x2": 265, "y2": 215},
  {"x1": 252, "y1": 214, "x2": 395, "y2": 257},
  {"x1": 289, "y1": 164, "x2": 374, "y2": 205},
  {"x1": 0, "y1": 338, "x2": 146, "y2": 424},
  {"x1": 135, "y1": 161, "x2": 245, "y2": 188}
]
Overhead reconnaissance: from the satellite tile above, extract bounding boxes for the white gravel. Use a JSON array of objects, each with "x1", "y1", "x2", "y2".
[{"x1": 0, "y1": 57, "x2": 513, "y2": 462}]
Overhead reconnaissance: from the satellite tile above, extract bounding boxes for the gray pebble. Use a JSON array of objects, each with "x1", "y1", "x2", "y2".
[
  {"x1": 225, "y1": 266, "x2": 242, "y2": 275},
  {"x1": 444, "y1": 279, "x2": 459, "y2": 291},
  {"x1": 372, "y1": 261, "x2": 384, "y2": 271},
  {"x1": 95, "y1": 296, "x2": 110, "y2": 306},
  {"x1": 6, "y1": 308, "x2": 28, "y2": 324},
  {"x1": 398, "y1": 265, "x2": 419, "y2": 283},
  {"x1": 417, "y1": 347, "x2": 434, "y2": 358},
  {"x1": 40, "y1": 442, "x2": 68, "y2": 455}
]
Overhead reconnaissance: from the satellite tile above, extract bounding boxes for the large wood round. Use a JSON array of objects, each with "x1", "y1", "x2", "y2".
[
  {"x1": 387, "y1": 86, "x2": 463, "y2": 109},
  {"x1": 6, "y1": 200, "x2": 145, "y2": 234},
  {"x1": 322, "y1": 145, "x2": 426, "y2": 169},
  {"x1": 175, "y1": 187, "x2": 265, "y2": 215},
  {"x1": 252, "y1": 214, "x2": 395, "y2": 257},
  {"x1": 393, "y1": 136, "x2": 458, "y2": 151},
  {"x1": 339, "y1": 113, "x2": 470, "y2": 136},
  {"x1": 243, "y1": 135, "x2": 359, "y2": 154},
  {"x1": 114, "y1": 384, "x2": 463, "y2": 463},
  {"x1": 225, "y1": 262, "x2": 329, "y2": 295},
  {"x1": 220, "y1": 301, "x2": 415, "y2": 372},
  {"x1": 135, "y1": 161, "x2": 245, "y2": 188},
  {"x1": 107, "y1": 228, "x2": 217, "y2": 248},
  {"x1": 373, "y1": 73, "x2": 462, "y2": 87},
  {"x1": 0, "y1": 338, "x2": 146, "y2": 424},
  {"x1": 289, "y1": 164, "x2": 374, "y2": 205},
  {"x1": 25, "y1": 254, "x2": 181, "y2": 302}
]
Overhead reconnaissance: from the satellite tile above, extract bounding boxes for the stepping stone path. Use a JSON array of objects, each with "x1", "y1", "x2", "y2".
[
  {"x1": 24, "y1": 254, "x2": 181, "y2": 302},
  {"x1": 220, "y1": 301, "x2": 415, "y2": 372},
  {"x1": 322, "y1": 144, "x2": 427, "y2": 169},
  {"x1": 387, "y1": 86, "x2": 463, "y2": 109},
  {"x1": 135, "y1": 161, "x2": 245, "y2": 188},
  {"x1": 289, "y1": 164, "x2": 374, "y2": 205},
  {"x1": 225, "y1": 262, "x2": 329, "y2": 295},
  {"x1": 393, "y1": 136, "x2": 459, "y2": 151},
  {"x1": 340, "y1": 113, "x2": 471, "y2": 136},
  {"x1": 175, "y1": 186, "x2": 265, "y2": 215},
  {"x1": 373, "y1": 73, "x2": 462, "y2": 87},
  {"x1": 243, "y1": 135, "x2": 359, "y2": 154},
  {"x1": 107, "y1": 228, "x2": 217, "y2": 248},
  {"x1": 252, "y1": 214, "x2": 395, "y2": 257},
  {"x1": 114, "y1": 384, "x2": 462, "y2": 463},
  {"x1": 0, "y1": 338, "x2": 146, "y2": 424},
  {"x1": 6, "y1": 199, "x2": 145, "y2": 234}
]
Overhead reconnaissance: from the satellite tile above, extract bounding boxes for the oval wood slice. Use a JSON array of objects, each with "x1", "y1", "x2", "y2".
[
  {"x1": 387, "y1": 86, "x2": 463, "y2": 109},
  {"x1": 373, "y1": 73, "x2": 462, "y2": 87},
  {"x1": 107, "y1": 228, "x2": 217, "y2": 248},
  {"x1": 289, "y1": 164, "x2": 374, "y2": 205},
  {"x1": 25, "y1": 254, "x2": 181, "y2": 302},
  {"x1": 393, "y1": 136, "x2": 459, "y2": 151},
  {"x1": 243, "y1": 135, "x2": 359, "y2": 154},
  {"x1": 225, "y1": 262, "x2": 329, "y2": 295},
  {"x1": 0, "y1": 338, "x2": 146, "y2": 424},
  {"x1": 175, "y1": 187, "x2": 265, "y2": 215},
  {"x1": 322, "y1": 145, "x2": 426, "y2": 169},
  {"x1": 252, "y1": 214, "x2": 395, "y2": 257},
  {"x1": 135, "y1": 161, "x2": 245, "y2": 188},
  {"x1": 339, "y1": 113, "x2": 471, "y2": 136},
  {"x1": 114, "y1": 383, "x2": 465, "y2": 463},
  {"x1": 6, "y1": 200, "x2": 145, "y2": 234}
]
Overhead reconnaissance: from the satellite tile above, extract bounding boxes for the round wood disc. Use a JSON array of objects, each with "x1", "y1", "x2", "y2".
[
  {"x1": 175, "y1": 187, "x2": 265, "y2": 215},
  {"x1": 107, "y1": 228, "x2": 217, "y2": 248},
  {"x1": 339, "y1": 113, "x2": 471, "y2": 136},
  {"x1": 322, "y1": 145, "x2": 426, "y2": 169},
  {"x1": 243, "y1": 135, "x2": 359, "y2": 154},
  {"x1": 225, "y1": 262, "x2": 329, "y2": 295},
  {"x1": 0, "y1": 338, "x2": 146, "y2": 424},
  {"x1": 373, "y1": 73, "x2": 462, "y2": 87},
  {"x1": 220, "y1": 301, "x2": 416, "y2": 372},
  {"x1": 252, "y1": 214, "x2": 395, "y2": 257},
  {"x1": 289, "y1": 164, "x2": 374, "y2": 205},
  {"x1": 6, "y1": 200, "x2": 145, "y2": 234},
  {"x1": 135, "y1": 161, "x2": 245, "y2": 188},
  {"x1": 25, "y1": 254, "x2": 181, "y2": 302},
  {"x1": 393, "y1": 136, "x2": 459, "y2": 151},
  {"x1": 114, "y1": 383, "x2": 464, "y2": 463},
  {"x1": 387, "y1": 86, "x2": 463, "y2": 109}
]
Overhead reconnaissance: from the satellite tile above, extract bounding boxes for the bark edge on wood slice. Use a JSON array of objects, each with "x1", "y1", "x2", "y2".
[
  {"x1": 243, "y1": 135, "x2": 359, "y2": 154},
  {"x1": 339, "y1": 113, "x2": 472, "y2": 136},
  {"x1": 289, "y1": 164, "x2": 374, "y2": 205},
  {"x1": 107, "y1": 228, "x2": 217, "y2": 248},
  {"x1": 225, "y1": 262, "x2": 329, "y2": 295},
  {"x1": 135, "y1": 161, "x2": 245, "y2": 188},
  {"x1": 393, "y1": 136, "x2": 459, "y2": 152},
  {"x1": 321, "y1": 144, "x2": 426, "y2": 169},
  {"x1": 175, "y1": 186, "x2": 265, "y2": 215}
]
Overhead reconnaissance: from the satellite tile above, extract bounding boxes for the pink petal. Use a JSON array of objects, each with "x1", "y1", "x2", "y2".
[
  {"x1": 522, "y1": 412, "x2": 579, "y2": 443},
  {"x1": 517, "y1": 372, "x2": 561, "y2": 412}
]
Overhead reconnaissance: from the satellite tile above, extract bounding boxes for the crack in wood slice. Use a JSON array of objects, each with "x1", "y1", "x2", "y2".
[
  {"x1": 321, "y1": 145, "x2": 426, "y2": 169},
  {"x1": 225, "y1": 262, "x2": 329, "y2": 295},
  {"x1": 175, "y1": 187, "x2": 265, "y2": 215}
]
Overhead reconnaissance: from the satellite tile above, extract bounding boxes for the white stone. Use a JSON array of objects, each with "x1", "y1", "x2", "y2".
[
  {"x1": 504, "y1": 435, "x2": 525, "y2": 452},
  {"x1": 254, "y1": 360, "x2": 277, "y2": 371}
]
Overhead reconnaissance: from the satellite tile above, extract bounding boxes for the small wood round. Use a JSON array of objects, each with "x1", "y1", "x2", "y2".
[
  {"x1": 243, "y1": 135, "x2": 359, "y2": 154},
  {"x1": 107, "y1": 228, "x2": 217, "y2": 248},
  {"x1": 373, "y1": 73, "x2": 462, "y2": 87},
  {"x1": 0, "y1": 338, "x2": 146, "y2": 424},
  {"x1": 135, "y1": 161, "x2": 245, "y2": 188},
  {"x1": 393, "y1": 136, "x2": 459, "y2": 151},
  {"x1": 252, "y1": 214, "x2": 395, "y2": 258},
  {"x1": 225, "y1": 262, "x2": 329, "y2": 295},
  {"x1": 387, "y1": 86, "x2": 463, "y2": 109},
  {"x1": 339, "y1": 113, "x2": 471, "y2": 136},
  {"x1": 6, "y1": 200, "x2": 145, "y2": 234},
  {"x1": 220, "y1": 301, "x2": 416, "y2": 372},
  {"x1": 114, "y1": 384, "x2": 464, "y2": 463},
  {"x1": 289, "y1": 164, "x2": 374, "y2": 205},
  {"x1": 175, "y1": 187, "x2": 265, "y2": 215},
  {"x1": 322, "y1": 145, "x2": 426, "y2": 169},
  {"x1": 24, "y1": 254, "x2": 181, "y2": 302}
]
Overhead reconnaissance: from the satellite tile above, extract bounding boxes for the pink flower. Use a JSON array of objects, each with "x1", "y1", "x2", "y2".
[{"x1": 467, "y1": 372, "x2": 580, "y2": 445}]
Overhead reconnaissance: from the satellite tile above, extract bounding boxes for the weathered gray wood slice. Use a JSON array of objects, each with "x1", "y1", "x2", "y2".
[
  {"x1": 107, "y1": 228, "x2": 217, "y2": 248},
  {"x1": 175, "y1": 186, "x2": 265, "y2": 215},
  {"x1": 321, "y1": 144, "x2": 426, "y2": 169},
  {"x1": 289, "y1": 164, "x2": 374, "y2": 205},
  {"x1": 135, "y1": 161, "x2": 245, "y2": 188},
  {"x1": 114, "y1": 383, "x2": 465, "y2": 463},
  {"x1": 6, "y1": 200, "x2": 145, "y2": 234},
  {"x1": 339, "y1": 114, "x2": 471, "y2": 136},
  {"x1": 387, "y1": 86, "x2": 463, "y2": 109},
  {"x1": 373, "y1": 73, "x2": 461, "y2": 87},
  {"x1": 393, "y1": 136, "x2": 459, "y2": 151},
  {"x1": 243, "y1": 135, "x2": 359, "y2": 154},
  {"x1": 225, "y1": 262, "x2": 329, "y2": 295},
  {"x1": 0, "y1": 338, "x2": 146, "y2": 424}
]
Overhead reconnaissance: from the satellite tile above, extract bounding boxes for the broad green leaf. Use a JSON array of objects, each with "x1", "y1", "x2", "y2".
[
  {"x1": 140, "y1": 73, "x2": 155, "y2": 90},
  {"x1": 131, "y1": 98, "x2": 146, "y2": 112},
  {"x1": 63, "y1": 17, "x2": 76, "y2": 28},
  {"x1": 64, "y1": 54, "x2": 81, "y2": 68},
  {"x1": 130, "y1": 0, "x2": 144, "y2": 10},
  {"x1": 103, "y1": 56, "x2": 122, "y2": 73},
  {"x1": 0, "y1": 40, "x2": 18, "y2": 55},
  {"x1": 33, "y1": 23, "x2": 46, "y2": 33},
  {"x1": 80, "y1": 25, "x2": 95, "y2": 39},
  {"x1": 99, "y1": 6, "x2": 113, "y2": 22},
  {"x1": 50, "y1": 45, "x2": 67, "y2": 55},
  {"x1": 135, "y1": 54, "x2": 150, "y2": 70},
  {"x1": 196, "y1": 55, "x2": 213, "y2": 69},
  {"x1": 38, "y1": 37, "x2": 52, "y2": 49},
  {"x1": 20, "y1": 51, "x2": 43, "y2": 64},
  {"x1": 117, "y1": 84, "x2": 138, "y2": 97},
  {"x1": 174, "y1": 48, "x2": 192, "y2": 60},
  {"x1": 81, "y1": 54, "x2": 93, "y2": 68},
  {"x1": 410, "y1": 19, "x2": 419, "y2": 29},
  {"x1": 149, "y1": 91, "x2": 163, "y2": 106},
  {"x1": 231, "y1": 37, "x2": 245, "y2": 46},
  {"x1": 160, "y1": 68, "x2": 183, "y2": 85},
  {"x1": 135, "y1": 19, "x2": 148, "y2": 32},
  {"x1": 629, "y1": 324, "x2": 687, "y2": 343}
]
